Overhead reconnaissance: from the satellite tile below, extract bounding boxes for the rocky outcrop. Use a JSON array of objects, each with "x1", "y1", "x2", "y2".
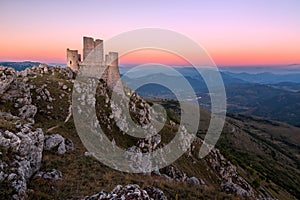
[
  {"x1": 0, "y1": 66, "x2": 16, "y2": 95},
  {"x1": 44, "y1": 134, "x2": 75, "y2": 155},
  {"x1": 32, "y1": 64, "x2": 74, "y2": 80},
  {"x1": 0, "y1": 67, "x2": 32, "y2": 109},
  {"x1": 85, "y1": 184, "x2": 168, "y2": 200},
  {"x1": 0, "y1": 113, "x2": 44, "y2": 199},
  {"x1": 138, "y1": 133, "x2": 161, "y2": 152},
  {"x1": 0, "y1": 65, "x2": 74, "y2": 199},
  {"x1": 207, "y1": 147, "x2": 256, "y2": 197},
  {"x1": 128, "y1": 92, "x2": 152, "y2": 126}
]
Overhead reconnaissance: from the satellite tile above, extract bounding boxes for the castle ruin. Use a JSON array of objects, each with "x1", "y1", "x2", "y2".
[{"x1": 67, "y1": 36, "x2": 121, "y2": 89}]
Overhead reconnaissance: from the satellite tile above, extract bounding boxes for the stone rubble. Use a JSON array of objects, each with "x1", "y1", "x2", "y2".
[{"x1": 85, "y1": 184, "x2": 168, "y2": 200}]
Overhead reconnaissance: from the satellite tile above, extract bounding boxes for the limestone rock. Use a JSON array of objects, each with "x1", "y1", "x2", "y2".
[
  {"x1": 0, "y1": 66, "x2": 16, "y2": 95},
  {"x1": 0, "y1": 68, "x2": 32, "y2": 106},
  {"x1": 34, "y1": 169, "x2": 62, "y2": 181},
  {"x1": 159, "y1": 165, "x2": 187, "y2": 182},
  {"x1": 44, "y1": 134, "x2": 65, "y2": 154},
  {"x1": 186, "y1": 176, "x2": 205, "y2": 186},
  {"x1": 18, "y1": 105, "x2": 37, "y2": 120},
  {"x1": 44, "y1": 134, "x2": 74, "y2": 155},
  {"x1": 62, "y1": 85, "x2": 68, "y2": 90},
  {"x1": 65, "y1": 138, "x2": 75, "y2": 151},
  {"x1": 0, "y1": 115, "x2": 44, "y2": 199},
  {"x1": 145, "y1": 186, "x2": 168, "y2": 200},
  {"x1": 150, "y1": 134, "x2": 161, "y2": 149},
  {"x1": 84, "y1": 152, "x2": 95, "y2": 157},
  {"x1": 206, "y1": 146, "x2": 256, "y2": 197}
]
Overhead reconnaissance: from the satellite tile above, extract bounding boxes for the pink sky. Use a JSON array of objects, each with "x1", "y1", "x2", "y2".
[{"x1": 1, "y1": 0, "x2": 300, "y2": 66}]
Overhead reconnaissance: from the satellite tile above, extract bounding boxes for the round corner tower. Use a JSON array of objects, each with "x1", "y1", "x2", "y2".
[
  {"x1": 66, "y1": 48, "x2": 80, "y2": 71},
  {"x1": 106, "y1": 52, "x2": 121, "y2": 89}
]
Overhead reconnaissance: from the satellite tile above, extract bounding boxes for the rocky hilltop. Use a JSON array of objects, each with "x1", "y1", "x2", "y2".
[{"x1": 0, "y1": 65, "x2": 298, "y2": 199}]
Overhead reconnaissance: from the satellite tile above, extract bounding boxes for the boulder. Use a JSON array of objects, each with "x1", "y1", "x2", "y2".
[
  {"x1": 84, "y1": 152, "x2": 95, "y2": 157},
  {"x1": 151, "y1": 134, "x2": 161, "y2": 149},
  {"x1": 18, "y1": 105, "x2": 37, "y2": 120},
  {"x1": 62, "y1": 85, "x2": 68, "y2": 90},
  {"x1": 145, "y1": 186, "x2": 168, "y2": 200},
  {"x1": 44, "y1": 134, "x2": 74, "y2": 155},
  {"x1": 34, "y1": 169, "x2": 62, "y2": 181},
  {"x1": 186, "y1": 176, "x2": 204, "y2": 186},
  {"x1": 221, "y1": 182, "x2": 249, "y2": 197},
  {"x1": 160, "y1": 165, "x2": 187, "y2": 182},
  {"x1": 44, "y1": 134, "x2": 65, "y2": 154},
  {"x1": 65, "y1": 138, "x2": 75, "y2": 151}
]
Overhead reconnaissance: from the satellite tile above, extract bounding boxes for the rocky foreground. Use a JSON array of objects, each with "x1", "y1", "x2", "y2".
[{"x1": 0, "y1": 65, "x2": 276, "y2": 199}]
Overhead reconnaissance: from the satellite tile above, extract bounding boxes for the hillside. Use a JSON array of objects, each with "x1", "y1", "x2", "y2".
[
  {"x1": 152, "y1": 99, "x2": 300, "y2": 198},
  {"x1": 0, "y1": 65, "x2": 299, "y2": 199}
]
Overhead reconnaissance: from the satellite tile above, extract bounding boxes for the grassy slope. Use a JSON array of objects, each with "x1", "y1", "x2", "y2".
[
  {"x1": 26, "y1": 73, "x2": 236, "y2": 199},
  {"x1": 220, "y1": 114, "x2": 300, "y2": 198},
  {"x1": 151, "y1": 99, "x2": 300, "y2": 199}
]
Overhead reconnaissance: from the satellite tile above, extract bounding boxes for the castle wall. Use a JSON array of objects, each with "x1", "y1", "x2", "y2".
[{"x1": 66, "y1": 48, "x2": 80, "y2": 71}]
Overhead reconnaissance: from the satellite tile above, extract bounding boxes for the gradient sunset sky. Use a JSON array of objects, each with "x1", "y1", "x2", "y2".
[{"x1": 1, "y1": 0, "x2": 300, "y2": 66}]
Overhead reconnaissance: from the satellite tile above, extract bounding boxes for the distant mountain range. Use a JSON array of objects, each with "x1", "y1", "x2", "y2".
[
  {"x1": 0, "y1": 61, "x2": 66, "y2": 71},
  {"x1": 219, "y1": 64, "x2": 300, "y2": 74},
  {"x1": 122, "y1": 68, "x2": 300, "y2": 126},
  {"x1": 0, "y1": 61, "x2": 42, "y2": 71},
  {"x1": 224, "y1": 71, "x2": 300, "y2": 84}
]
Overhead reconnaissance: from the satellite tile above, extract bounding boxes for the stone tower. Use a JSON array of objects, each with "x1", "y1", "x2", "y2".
[
  {"x1": 105, "y1": 52, "x2": 121, "y2": 89},
  {"x1": 66, "y1": 49, "x2": 81, "y2": 71},
  {"x1": 83, "y1": 36, "x2": 103, "y2": 63}
]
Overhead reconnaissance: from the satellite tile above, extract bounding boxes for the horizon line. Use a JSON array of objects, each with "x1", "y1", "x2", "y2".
[{"x1": 0, "y1": 60, "x2": 300, "y2": 68}]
